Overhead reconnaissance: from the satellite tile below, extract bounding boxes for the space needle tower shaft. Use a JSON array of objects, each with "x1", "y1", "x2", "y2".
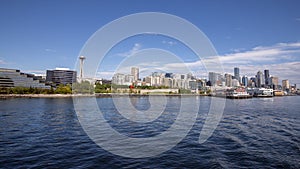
[{"x1": 79, "y1": 56, "x2": 86, "y2": 81}]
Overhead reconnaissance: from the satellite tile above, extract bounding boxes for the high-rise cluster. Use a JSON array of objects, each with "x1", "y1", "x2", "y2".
[
  {"x1": 207, "y1": 67, "x2": 294, "y2": 92},
  {"x1": 112, "y1": 67, "x2": 206, "y2": 90}
]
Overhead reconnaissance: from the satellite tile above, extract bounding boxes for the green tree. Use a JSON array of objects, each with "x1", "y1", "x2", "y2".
[
  {"x1": 55, "y1": 84, "x2": 72, "y2": 94},
  {"x1": 72, "y1": 81, "x2": 94, "y2": 94},
  {"x1": 95, "y1": 83, "x2": 111, "y2": 93}
]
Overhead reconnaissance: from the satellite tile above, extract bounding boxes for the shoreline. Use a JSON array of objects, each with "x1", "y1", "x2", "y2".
[
  {"x1": 0, "y1": 93, "x2": 297, "y2": 99},
  {"x1": 0, "y1": 93, "x2": 210, "y2": 98}
]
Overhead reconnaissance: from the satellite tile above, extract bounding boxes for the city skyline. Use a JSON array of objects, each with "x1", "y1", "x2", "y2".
[
  {"x1": 0, "y1": 1, "x2": 299, "y2": 85},
  {"x1": 112, "y1": 65, "x2": 291, "y2": 88},
  {"x1": 0, "y1": 63, "x2": 296, "y2": 87}
]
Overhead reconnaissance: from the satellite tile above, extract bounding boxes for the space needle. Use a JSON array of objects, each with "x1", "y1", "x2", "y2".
[{"x1": 79, "y1": 56, "x2": 86, "y2": 82}]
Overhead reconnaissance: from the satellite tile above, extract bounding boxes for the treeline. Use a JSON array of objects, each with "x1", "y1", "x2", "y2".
[
  {"x1": 0, "y1": 85, "x2": 71, "y2": 94},
  {"x1": 0, "y1": 81, "x2": 207, "y2": 94},
  {"x1": 0, "y1": 81, "x2": 111, "y2": 94},
  {"x1": 0, "y1": 86, "x2": 55, "y2": 94}
]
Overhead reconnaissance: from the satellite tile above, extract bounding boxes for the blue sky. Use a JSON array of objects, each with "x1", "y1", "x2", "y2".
[{"x1": 0, "y1": 0, "x2": 300, "y2": 84}]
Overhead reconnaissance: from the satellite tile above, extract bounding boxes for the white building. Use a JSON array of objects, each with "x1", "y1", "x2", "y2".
[{"x1": 131, "y1": 67, "x2": 139, "y2": 81}]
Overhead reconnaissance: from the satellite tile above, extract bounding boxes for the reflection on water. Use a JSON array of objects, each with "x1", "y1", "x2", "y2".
[{"x1": 0, "y1": 96, "x2": 299, "y2": 168}]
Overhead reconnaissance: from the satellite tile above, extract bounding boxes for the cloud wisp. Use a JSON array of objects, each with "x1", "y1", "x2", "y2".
[
  {"x1": 117, "y1": 43, "x2": 142, "y2": 57},
  {"x1": 177, "y1": 42, "x2": 300, "y2": 83},
  {"x1": 162, "y1": 40, "x2": 177, "y2": 46},
  {"x1": 0, "y1": 58, "x2": 9, "y2": 65},
  {"x1": 0, "y1": 59, "x2": 5, "y2": 65},
  {"x1": 194, "y1": 42, "x2": 300, "y2": 83},
  {"x1": 45, "y1": 49, "x2": 57, "y2": 53}
]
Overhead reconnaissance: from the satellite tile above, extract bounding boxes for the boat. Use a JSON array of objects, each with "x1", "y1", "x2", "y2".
[{"x1": 226, "y1": 88, "x2": 252, "y2": 99}]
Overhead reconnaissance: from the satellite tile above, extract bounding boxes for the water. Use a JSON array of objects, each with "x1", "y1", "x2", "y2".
[{"x1": 0, "y1": 96, "x2": 299, "y2": 168}]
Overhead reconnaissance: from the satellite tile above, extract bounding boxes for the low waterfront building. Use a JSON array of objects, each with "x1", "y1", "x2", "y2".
[
  {"x1": 0, "y1": 68, "x2": 50, "y2": 89},
  {"x1": 139, "y1": 89, "x2": 179, "y2": 94},
  {"x1": 0, "y1": 76, "x2": 14, "y2": 87},
  {"x1": 247, "y1": 88, "x2": 273, "y2": 97},
  {"x1": 274, "y1": 90, "x2": 284, "y2": 96}
]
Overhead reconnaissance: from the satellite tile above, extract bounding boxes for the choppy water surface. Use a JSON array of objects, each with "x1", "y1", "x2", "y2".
[{"x1": 0, "y1": 96, "x2": 299, "y2": 168}]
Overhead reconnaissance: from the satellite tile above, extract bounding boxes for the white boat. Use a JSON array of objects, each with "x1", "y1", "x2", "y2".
[{"x1": 226, "y1": 88, "x2": 252, "y2": 99}]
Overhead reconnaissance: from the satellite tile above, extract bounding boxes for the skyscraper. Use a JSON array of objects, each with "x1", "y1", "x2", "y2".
[
  {"x1": 234, "y1": 67, "x2": 240, "y2": 83},
  {"x1": 131, "y1": 67, "x2": 139, "y2": 81},
  {"x1": 208, "y1": 72, "x2": 219, "y2": 86},
  {"x1": 282, "y1": 79, "x2": 290, "y2": 92},
  {"x1": 270, "y1": 76, "x2": 279, "y2": 90},
  {"x1": 250, "y1": 77, "x2": 257, "y2": 87},
  {"x1": 256, "y1": 71, "x2": 264, "y2": 88},
  {"x1": 264, "y1": 69, "x2": 270, "y2": 86},
  {"x1": 224, "y1": 73, "x2": 232, "y2": 87},
  {"x1": 242, "y1": 75, "x2": 248, "y2": 87}
]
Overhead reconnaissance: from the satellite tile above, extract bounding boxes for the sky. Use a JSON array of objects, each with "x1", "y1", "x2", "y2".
[{"x1": 0, "y1": 0, "x2": 300, "y2": 85}]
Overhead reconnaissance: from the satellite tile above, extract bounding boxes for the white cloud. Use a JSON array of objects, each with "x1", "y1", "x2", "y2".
[
  {"x1": 0, "y1": 58, "x2": 8, "y2": 65},
  {"x1": 162, "y1": 40, "x2": 177, "y2": 46},
  {"x1": 117, "y1": 43, "x2": 142, "y2": 57},
  {"x1": 192, "y1": 42, "x2": 300, "y2": 67},
  {"x1": 162, "y1": 42, "x2": 300, "y2": 84},
  {"x1": 96, "y1": 71, "x2": 115, "y2": 79},
  {"x1": 230, "y1": 48, "x2": 246, "y2": 53},
  {"x1": 223, "y1": 62, "x2": 300, "y2": 84},
  {"x1": 95, "y1": 42, "x2": 300, "y2": 84},
  {"x1": 45, "y1": 48, "x2": 56, "y2": 52},
  {"x1": 23, "y1": 70, "x2": 46, "y2": 75}
]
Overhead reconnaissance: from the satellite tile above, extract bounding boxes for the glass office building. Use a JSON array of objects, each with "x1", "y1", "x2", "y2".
[{"x1": 46, "y1": 69, "x2": 77, "y2": 86}]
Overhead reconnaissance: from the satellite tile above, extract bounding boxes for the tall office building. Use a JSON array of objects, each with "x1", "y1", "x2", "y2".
[
  {"x1": 256, "y1": 71, "x2": 264, "y2": 88},
  {"x1": 131, "y1": 67, "x2": 139, "y2": 81},
  {"x1": 270, "y1": 76, "x2": 279, "y2": 90},
  {"x1": 46, "y1": 68, "x2": 77, "y2": 86},
  {"x1": 264, "y1": 69, "x2": 270, "y2": 86},
  {"x1": 224, "y1": 73, "x2": 232, "y2": 87},
  {"x1": 208, "y1": 72, "x2": 223, "y2": 86},
  {"x1": 242, "y1": 75, "x2": 248, "y2": 87},
  {"x1": 209, "y1": 72, "x2": 218, "y2": 86},
  {"x1": 250, "y1": 77, "x2": 257, "y2": 87},
  {"x1": 165, "y1": 73, "x2": 173, "y2": 78},
  {"x1": 282, "y1": 79, "x2": 290, "y2": 92},
  {"x1": 234, "y1": 67, "x2": 240, "y2": 83},
  {"x1": 112, "y1": 73, "x2": 125, "y2": 85},
  {"x1": 232, "y1": 79, "x2": 240, "y2": 87}
]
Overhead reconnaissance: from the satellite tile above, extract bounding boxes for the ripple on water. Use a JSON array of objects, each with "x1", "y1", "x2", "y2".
[{"x1": 0, "y1": 97, "x2": 300, "y2": 168}]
